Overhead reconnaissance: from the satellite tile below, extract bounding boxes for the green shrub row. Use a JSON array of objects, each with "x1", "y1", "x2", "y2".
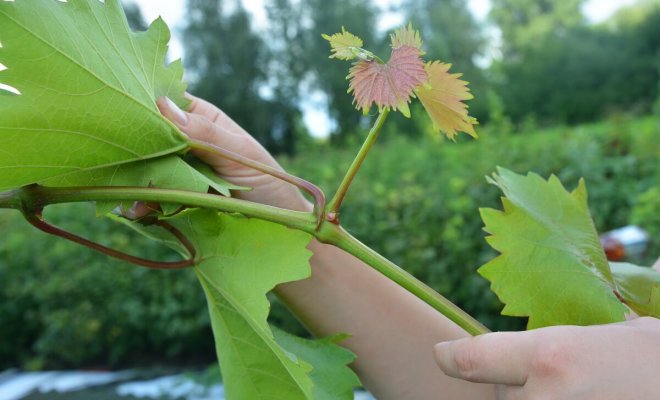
[
  {"x1": 0, "y1": 206, "x2": 215, "y2": 370},
  {"x1": 1, "y1": 115, "x2": 657, "y2": 369}
]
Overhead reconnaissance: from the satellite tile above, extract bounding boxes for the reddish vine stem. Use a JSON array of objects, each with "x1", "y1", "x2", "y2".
[
  {"x1": 22, "y1": 207, "x2": 196, "y2": 270},
  {"x1": 188, "y1": 138, "x2": 327, "y2": 227}
]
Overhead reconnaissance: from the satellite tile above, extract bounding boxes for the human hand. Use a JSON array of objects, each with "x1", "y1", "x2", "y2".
[
  {"x1": 434, "y1": 317, "x2": 660, "y2": 400},
  {"x1": 156, "y1": 94, "x2": 311, "y2": 212}
]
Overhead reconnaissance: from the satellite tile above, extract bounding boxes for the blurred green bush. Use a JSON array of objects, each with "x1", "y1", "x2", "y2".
[
  {"x1": 1, "y1": 115, "x2": 658, "y2": 369},
  {"x1": 0, "y1": 204, "x2": 214, "y2": 370}
]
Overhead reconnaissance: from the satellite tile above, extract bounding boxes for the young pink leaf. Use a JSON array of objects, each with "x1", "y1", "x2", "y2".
[
  {"x1": 415, "y1": 61, "x2": 478, "y2": 140},
  {"x1": 322, "y1": 27, "x2": 364, "y2": 61},
  {"x1": 348, "y1": 45, "x2": 427, "y2": 117}
]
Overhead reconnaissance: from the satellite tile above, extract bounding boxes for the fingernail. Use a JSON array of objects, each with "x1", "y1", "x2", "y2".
[{"x1": 164, "y1": 97, "x2": 188, "y2": 127}]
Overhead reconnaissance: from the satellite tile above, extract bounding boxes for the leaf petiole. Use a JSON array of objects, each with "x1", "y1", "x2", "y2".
[
  {"x1": 326, "y1": 109, "x2": 389, "y2": 222},
  {"x1": 350, "y1": 47, "x2": 385, "y2": 64},
  {"x1": 21, "y1": 205, "x2": 196, "y2": 270}
]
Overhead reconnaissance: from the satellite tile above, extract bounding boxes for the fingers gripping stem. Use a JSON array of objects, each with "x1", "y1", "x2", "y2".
[{"x1": 188, "y1": 138, "x2": 326, "y2": 227}]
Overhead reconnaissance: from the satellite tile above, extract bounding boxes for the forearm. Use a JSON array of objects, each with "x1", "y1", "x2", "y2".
[
  {"x1": 275, "y1": 238, "x2": 494, "y2": 399},
  {"x1": 162, "y1": 95, "x2": 488, "y2": 397}
]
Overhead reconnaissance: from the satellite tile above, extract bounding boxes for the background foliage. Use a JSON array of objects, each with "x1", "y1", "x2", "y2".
[
  {"x1": 1, "y1": 0, "x2": 658, "y2": 371},
  {"x1": 1, "y1": 115, "x2": 657, "y2": 369}
]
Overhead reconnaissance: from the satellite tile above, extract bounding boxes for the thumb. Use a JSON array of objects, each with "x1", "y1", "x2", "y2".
[{"x1": 434, "y1": 331, "x2": 534, "y2": 385}]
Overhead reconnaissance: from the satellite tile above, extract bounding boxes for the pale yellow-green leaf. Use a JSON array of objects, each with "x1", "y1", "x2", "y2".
[
  {"x1": 415, "y1": 61, "x2": 478, "y2": 140},
  {"x1": 322, "y1": 27, "x2": 364, "y2": 61}
]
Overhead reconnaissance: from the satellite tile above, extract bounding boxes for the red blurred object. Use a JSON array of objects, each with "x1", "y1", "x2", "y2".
[
  {"x1": 601, "y1": 236, "x2": 626, "y2": 261},
  {"x1": 599, "y1": 225, "x2": 649, "y2": 261}
]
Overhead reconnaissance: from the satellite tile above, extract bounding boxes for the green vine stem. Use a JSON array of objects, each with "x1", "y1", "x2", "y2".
[
  {"x1": 0, "y1": 184, "x2": 490, "y2": 336},
  {"x1": 319, "y1": 224, "x2": 490, "y2": 336},
  {"x1": 326, "y1": 109, "x2": 390, "y2": 221},
  {"x1": 1, "y1": 185, "x2": 318, "y2": 234}
]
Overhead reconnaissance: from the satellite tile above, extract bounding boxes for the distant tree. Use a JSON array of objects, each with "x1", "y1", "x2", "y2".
[
  {"x1": 122, "y1": 1, "x2": 148, "y2": 31},
  {"x1": 182, "y1": 0, "x2": 303, "y2": 154},
  {"x1": 403, "y1": 0, "x2": 483, "y2": 76},
  {"x1": 396, "y1": 0, "x2": 488, "y2": 130},
  {"x1": 299, "y1": 0, "x2": 380, "y2": 142},
  {"x1": 264, "y1": 0, "x2": 309, "y2": 104},
  {"x1": 490, "y1": 0, "x2": 585, "y2": 58},
  {"x1": 262, "y1": 0, "x2": 311, "y2": 151},
  {"x1": 492, "y1": 2, "x2": 660, "y2": 125}
]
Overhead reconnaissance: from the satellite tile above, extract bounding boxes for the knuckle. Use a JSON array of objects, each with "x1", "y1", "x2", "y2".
[
  {"x1": 234, "y1": 132, "x2": 253, "y2": 149},
  {"x1": 196, "y1": 117, "x2": 217, "y2": 142},
  {"x1": 532, "y1": 340, "x2": 573, "y2": 377},
  {"x1": 184, "y1": 115, "x2": 220, "y2": 146},
  {"x1": 453, "y1": 346, "x2": 481, "y2": 381},
  {"x1": 187, "y1": 97, "x2": 201, "y2": 114}
]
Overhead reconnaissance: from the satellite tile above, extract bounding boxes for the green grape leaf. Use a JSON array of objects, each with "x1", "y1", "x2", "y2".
[
  {"x1": 322, "y1": 27, "x2": 364, "y2": 61},
  {"x1": 415, "y1": 61, "x2": 478, "y2": 140},
  {"x1": 611, "y1": 262, "x2": 660, "y2": 318},
  {"x1": 348, "y1": 45, "x2": 427, "y2": 117},
  {"x1": 0, "y1": 0, "x2": 189, "y2": 191},
  {"x1": 120, "y1": 211, "x2": 361, "y2": 398},
  {"x1": 479, "y1": 168, "x2": 628, "y2": 329},
  {"x1": 164, "y1": 210, "x2": 325, "y2": 399},
  {"x1": 273, "y1": 327, "x2": 360, "y2": 400}
]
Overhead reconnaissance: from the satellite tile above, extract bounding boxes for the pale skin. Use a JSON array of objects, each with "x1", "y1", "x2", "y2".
[{"x1": 156, "y1": 95, "x2": 660, "y2": 400}]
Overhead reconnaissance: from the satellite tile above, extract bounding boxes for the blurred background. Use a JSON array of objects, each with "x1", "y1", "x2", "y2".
[{"x1": 1, "y1": 0, "x2": 658, "y2": 391}]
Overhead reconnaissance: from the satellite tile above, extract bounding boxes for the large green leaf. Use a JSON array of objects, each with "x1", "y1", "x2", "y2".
[
  {"x1": 164, "y1": 210, "x2": 358, "y2": 399},
  {"x1": 479, "y1": 168, "x2": 628, "y2": 328},
  {"x1": 611, "y1": 262, "x2": 660, "y2": 318},
  {"x1": 273, "y1": 327, "x2": 361, "y2": 400},
  {"x1": 0, "y1": 0, "x2": 189, "y2": 191}
]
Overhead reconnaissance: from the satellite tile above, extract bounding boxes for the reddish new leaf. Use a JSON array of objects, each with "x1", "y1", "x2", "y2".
[
  {"x1": 416, "y1": 62, "x2": 478, "y2": 140},
  {"x1": 348, "y1": 45, "x2": 427, "y2": 117}
]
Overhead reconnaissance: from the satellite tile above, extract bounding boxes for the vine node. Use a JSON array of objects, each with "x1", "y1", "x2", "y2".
[{"x1": 188, "y1": 138, "x2": 326, "y2": 228}]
